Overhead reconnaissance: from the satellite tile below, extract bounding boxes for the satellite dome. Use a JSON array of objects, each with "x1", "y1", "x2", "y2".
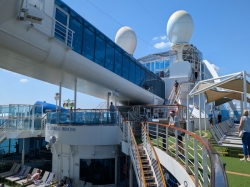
[
  {"x1": 167, "y1": 10, "x2": 194, "y2": 44},
  {"x1": 115, "y1": 26, "x2": 137, "y2": 55}
]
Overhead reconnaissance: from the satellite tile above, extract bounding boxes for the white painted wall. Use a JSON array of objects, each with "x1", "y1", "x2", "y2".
[
  {"x1": 51, "y1": 143, "x2": 118, "y2": 186},
  {"x1": 45, "y1": 125, "x2": 123, "y2": 145}
]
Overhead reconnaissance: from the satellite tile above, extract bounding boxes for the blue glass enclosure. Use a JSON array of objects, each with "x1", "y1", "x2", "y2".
[{"x1": 54, "y1": 0, "x2": 165, "y2": 99}]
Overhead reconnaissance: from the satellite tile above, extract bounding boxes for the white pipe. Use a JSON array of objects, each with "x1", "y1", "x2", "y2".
[
  {"x1": 199, "y1": 93, "x2": 202, "y2": 136},
  {"x1": 59, "y1": 83, "x2": 62, "y2": 111},
  {"x1": 243, "y1": 71, "x2": 247, "y2": 110},
  {"x1": 204, "y1": 97, "x2": 207, "y2": 132},
  {"x1": 187, "y1": 95, "x2": 190, "y2": 132},
  {"x1": 74, "y1": 79, "x2": 77, "y2": 110}
]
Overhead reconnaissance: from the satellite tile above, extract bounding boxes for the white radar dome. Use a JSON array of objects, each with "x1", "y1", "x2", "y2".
[
  {"x1": 167, "y1": 10, "x2": 194, "y2": 44},
  {"x1": 115, "y1": 26, "x2": 137, "y2": 55}
]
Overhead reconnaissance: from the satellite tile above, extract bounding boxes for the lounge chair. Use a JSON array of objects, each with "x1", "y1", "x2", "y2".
[
  {"x1": 0, "y1": 163, "x2": 21, "y2": 178},
  {"x1": 78, "y1": 180, "x2": 84, "y2": 187},
  {"x1": 15, "y1": 168, "x2": 40, "y2": 186},
  {"x1": 26, "y1": 171, "x2": 49, "y2": 187},
  {"x1": 5, "y1": 166, "x2": 31, "y2": 184},
  {"x1": 0, "y1": 163, "x2": 17, "y2": 176}
]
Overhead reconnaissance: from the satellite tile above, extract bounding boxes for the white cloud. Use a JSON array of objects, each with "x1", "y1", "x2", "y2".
[
  {"x1": 154, "y1": 41, "x2": 170, "y2": 49},
  {"x1": 211, "y1": 64, "x2": 219, "y2": 72},
  {"x1": 152, "y1": 36, "x2": 158, "y2": 41},
  {"x1": 20, "y1": 79, "x2": 28, "y2": 83},
  {"x1": 160, "y1": 35, "x2": 167, "y2": 40}
]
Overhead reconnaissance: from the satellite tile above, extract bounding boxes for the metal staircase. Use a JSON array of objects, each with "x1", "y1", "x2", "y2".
[{"x1": 168, "y1": 85, "x2": 181, "y2": 105}]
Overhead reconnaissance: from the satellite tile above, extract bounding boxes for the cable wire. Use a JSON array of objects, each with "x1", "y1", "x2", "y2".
[{"x1": 85, "y1": 0, "x2": 158, "y2": 49}]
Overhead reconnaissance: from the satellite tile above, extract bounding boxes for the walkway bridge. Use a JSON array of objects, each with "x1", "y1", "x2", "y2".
[{"x1": 0, "y1": 0, "x2": 164, "y2": 105}]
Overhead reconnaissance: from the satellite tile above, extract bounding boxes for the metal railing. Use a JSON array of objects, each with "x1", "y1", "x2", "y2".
[
  {"x1": 129, "y1": 126, "x2": 146, "y2": 187},
  {"x1": 142, "y1": 124, "x2": 166, "y2": 187},
  {"x1": 47, "y1": 109, "x2": 120, "y2": 126},
  {"x1": 145, "y1": 122, "x2": 228, "y2": 187},
  {"x1": 53, "y1": 19, "x2": 74, "y2": 48}
]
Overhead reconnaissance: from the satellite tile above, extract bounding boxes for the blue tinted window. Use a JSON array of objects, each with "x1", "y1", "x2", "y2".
[
  {"x1": 135, "y1": 65, "x2": 141, "y2": 85},
  {"x1": 129, "y1": 59, "x2": 135, "y2": 83},
  {"x1": 122, "y1": 55, "x2": 129, "y2": 79},
  {"x1": 114, "y1": 50, "x2": 122, "y2": 76},
  {"x1": 159, "y1": 61, "x2": 164, "y2": 69},
  {"x1": 165, "y1": 60, "x2": 170, "y2": 68},
  {"x1": 105, "y1": 44, "x2": 114, "y2": 72},
  {"x1": 55, "y1": 9, "x2": 68, "y2": 43},
  {"x1": 82, "y1": 28, "x2": 95, "y2": 60},
  {"x1": 155, "y1": 61, "x2": 159, "y2": 69},
  {"x1": 140, "y1": 68, "x2": 145, "y2": 87},
  {"x1": 146, "y1": 63, "x2": 150, "y2": 70},
  {"x1": 151, "y1": 62, "x2": 155, "y2": 72},
  {"x1": 95, "y1": 36, "x2": 105, "y2": 66},
  {"x1": 69, "y1": 17, "x2": 83, "y2": 54}
]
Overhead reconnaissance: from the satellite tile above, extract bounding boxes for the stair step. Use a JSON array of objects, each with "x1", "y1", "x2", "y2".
[
  {"x1": 145, "y1": 176, "x2": 155, "y2": 181},
  {"x1": 144, "y1": 170, "x2": 153, "y2": 174},
  {"x1": 146, "y1": 182, "x2": 157, "y2": 187},
  {"x1": 142, "y1": 165, "x2": 151, "y2": 169},
  {"x1": 141, "y1": 159, "x2": 149, "y2": 164}
]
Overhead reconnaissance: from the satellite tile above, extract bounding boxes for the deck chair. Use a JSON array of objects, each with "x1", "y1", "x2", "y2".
[
  {"x1": 5, "y1": 166, "x2": 31, "y2": 184},
  {"x1": 15, "y1": 168, "x2": 39, "y2": 186},
  {"x1": 0, "y1": 163, "x2": 17, "y2": 176},
  {"x1": 0, "y1": 163, "x2": 21, "y2": 178},
  {"x1": 78, "y1": 180, "x2": 84, "y2": 187},
  {"x1": 26, "y1": 171, "x2": 49, "y2": 187}
]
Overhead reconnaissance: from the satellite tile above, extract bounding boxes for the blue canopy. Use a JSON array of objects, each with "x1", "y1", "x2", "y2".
[{"x1": 34, "y1": 101, "x2": 69, "y2": 113}]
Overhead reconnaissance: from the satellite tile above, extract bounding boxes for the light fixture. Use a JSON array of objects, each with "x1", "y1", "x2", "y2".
[
  {"x1": 92, "y1": 151, "x2": 95, "y2": 156},
  {"x1": 112, "y1": 150, "x2": 116, "y2": 156}
]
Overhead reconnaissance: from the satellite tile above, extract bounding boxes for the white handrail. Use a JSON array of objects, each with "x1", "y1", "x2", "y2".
[{"x1": 129, "y1": 126, "x2": 146, "y2": 187}]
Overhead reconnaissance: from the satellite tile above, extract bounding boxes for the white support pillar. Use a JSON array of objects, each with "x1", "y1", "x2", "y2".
[
  {"x1": 204, "y1": 98, "x2": 207, "y2": 132},
  {"x1": 74, "y1": 79, "x2": 77, "y2": 110},
  {"x1": 243, "y1": 71, "x2": 247, "y2": 110},
  {"x1": 21, "y1": 138, "x2": 25, "y2": 166},
  {"x1": 199, "y1": 93, "x2": 202, "y2": 136},
  {"x1": 241, "y1": 94, "x2": 243, "y2": 116},
  {"x1": 32, "y1": 106, "x2": 35, "y2": 131},
  {"x1": 59, "y1": 83, "x2": 62, "y2": 111},
  {"x1": 187, "y1": 95, "x2": 190, "y2": 133}
]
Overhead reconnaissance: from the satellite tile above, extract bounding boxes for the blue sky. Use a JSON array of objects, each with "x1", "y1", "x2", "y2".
[{"x1": 1, "y1": 0, "x2": 250, "y2": 108}]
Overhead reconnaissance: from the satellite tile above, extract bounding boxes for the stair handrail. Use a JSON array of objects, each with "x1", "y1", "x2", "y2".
[
  {"x1": 142, "y1": 124, "x2": 166, "y2": 187},
  {"x1": 129, "y1": 126, "x2": 147, "y2": 187},
  {"x1": 145, "y1": 122, "x2": 229, "y2": 187}
]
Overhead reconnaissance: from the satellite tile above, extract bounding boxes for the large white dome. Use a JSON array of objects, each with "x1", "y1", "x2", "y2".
[
  {"x1": 167, "y1": 10, "x2": 194, "y2": 44},
  {"x1": 115, "y1": 26, "x2": 137, "y2": 55}
]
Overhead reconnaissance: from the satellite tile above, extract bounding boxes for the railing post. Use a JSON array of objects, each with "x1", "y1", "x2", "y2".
[
  {"x1": 165, "y1": 126, "x2": 168, "y2": 154},
  {"x1": 194, "y1": 139, "x2": 199, "y2": 186},
  {"x1": 65, "y1": 26, "x2": 68, "y2": 46},
  {"x1": 156, "y1": 124, "x2": 159, "y2": 148},
  {"x1": 185, "y1": 134, "x2": 190, "y2": 173},
  {"x1": 175, "y1": 129, "x2": 178, "y2": 160},
  {"x1": 147, "y1": 123, "x2": 149, "y2": 134},
  {"x1": 202, "y1": 146, "x2": 208, "y2": 187}
]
